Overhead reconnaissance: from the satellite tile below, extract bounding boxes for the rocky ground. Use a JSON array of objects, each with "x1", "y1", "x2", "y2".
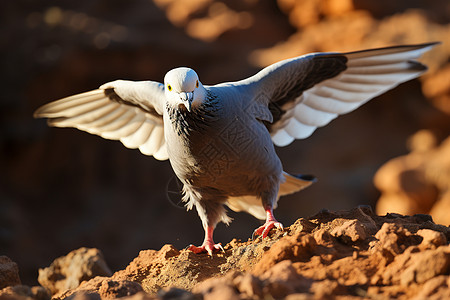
[
  {"x1": 2, "y1": 206, "x2": 450, "y2": 299},
  {"x1": 2, "y1": 0, "x2": 450, "y2": 296}
]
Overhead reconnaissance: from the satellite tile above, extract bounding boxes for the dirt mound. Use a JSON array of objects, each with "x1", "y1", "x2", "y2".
[{"x1": 3, "y1": 207, "x2": 450, "y2": 299}]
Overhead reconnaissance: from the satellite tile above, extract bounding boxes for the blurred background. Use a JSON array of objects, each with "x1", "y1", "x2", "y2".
[{"x1": 1, "y1": 0, "x2": 449, "y2": 285}]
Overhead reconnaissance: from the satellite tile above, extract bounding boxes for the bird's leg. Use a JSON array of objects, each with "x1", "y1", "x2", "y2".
[
  {"x1": 253, "y1": 204, "x2": 284, "y2": 239},
  {"x1": 187, "y1": 200, "x2": 226, "y2": 256},
  {"x1": 188, "y1": 226, "x2": 224, "y2": 256}
]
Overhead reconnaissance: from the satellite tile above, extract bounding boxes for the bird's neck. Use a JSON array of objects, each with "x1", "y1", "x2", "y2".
[{"x1": 166, "y1": 91, "x2": 220, "y2": 137}]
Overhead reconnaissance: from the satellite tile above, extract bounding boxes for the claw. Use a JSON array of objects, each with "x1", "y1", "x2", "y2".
[
  {"x1": 252, "y1": 230, "x2": 258, "y2": 241},
  {"x1": 187, "y1": 226, "x2": 225, "y2": 256},
  {"x1": 188, "y1": 242, "x2": 223, "y2": 256},
  {"x1": 217, "y1": 243, "x2": 225, "y2": 253},
  {"x1": 253, "y1": 220, "x2": 284, "y2": 238}
]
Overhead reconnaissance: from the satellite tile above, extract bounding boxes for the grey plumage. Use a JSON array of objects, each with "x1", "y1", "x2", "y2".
[{"x1": 34, "y1": 42, "x2": 438, "y2": 255}]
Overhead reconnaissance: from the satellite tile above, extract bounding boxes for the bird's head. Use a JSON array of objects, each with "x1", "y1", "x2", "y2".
[{"x1": 164, "y1": 67, "x2": 205, "y2": 112}]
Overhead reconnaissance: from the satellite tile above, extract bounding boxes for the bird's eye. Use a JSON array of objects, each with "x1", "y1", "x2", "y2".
[
  {"x1": 195, "y1": 80, "x2": 199, "y2": 88},
  {"x1": 167, "y1": 84, "x2": 172, "y2": 91}
]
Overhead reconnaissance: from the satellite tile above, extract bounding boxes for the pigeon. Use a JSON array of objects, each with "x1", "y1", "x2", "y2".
[{"x1": 34, "y1": 42, "x2": 438, "y2": 255}]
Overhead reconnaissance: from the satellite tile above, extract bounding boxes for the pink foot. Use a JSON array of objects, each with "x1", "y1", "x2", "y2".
[
  {"x1": 253, "y1": 206, "x2": 284, "y2": 239},
  {"x1": 253, "y1": 220, "x2": 284, "y2": 239},
  {"x1": 188, "y1": 242, "x2": 224, "y2": 256},
  {"x1": 187, "y1": 226, "x2": 224, "y2": 256}
]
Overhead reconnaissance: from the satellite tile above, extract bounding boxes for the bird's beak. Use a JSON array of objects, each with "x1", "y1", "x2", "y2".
[{"x1": 179, "y1": 92, "x2": 194, "y2": 112}]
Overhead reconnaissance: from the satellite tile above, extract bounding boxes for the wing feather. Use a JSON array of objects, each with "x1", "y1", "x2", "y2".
[
  {"x1": 35, "y1": 80, "x2": 168, "y2": 160},
  {"x1": 271, "y1": 129, "x2": 295, "y2": 147},
  {"x1": 302, "y1": 92, "x2": 361, "y2": 114},
  {"x1": 346, "y1": 46, "x2": 433, "y2": 65},
  {"x1": 312, "y1": 85, "x2": 377, "y2": 102},
  {"x1": 139, "y1": 126, "x2": 164, "y2": 156},
  {"x1": 154, "y1": 143, "x2": 169, "y2": 160},
  {"x1": 284, "y1": 118, "x2": 317, "y2": 139},
  {"x1": 293, "y1": 103, "x2": 338, "y2": 127},
  {"x1": 47, "y1": 102, "x2": 120, "y2": 128},
  {"x1": 337, "y1": 72, "x2": 421, "y2": 84},
  {"x1": 120, "y1": 119, "x2": 155, "y2": 149},
  {"x1": 95, "y1": 109, "x2": 136, "y2": 133},
  {"x1": 84, "y1": 106, "x2": 130, "y2": 130},
  {"x1": 240, "y1": 42, "x2": 438, "y2": 146},
  {"x1": 101, "y1": 111, "x2": 146, "y2": 140}
]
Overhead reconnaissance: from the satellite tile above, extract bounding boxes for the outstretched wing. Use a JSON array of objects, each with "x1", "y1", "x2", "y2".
[
  {"x1": 34, "y1": 80, "x2": 169, "y2": 160},
  {"x1": 239, "y1": 42, "x2": 438, "y2": 147}
]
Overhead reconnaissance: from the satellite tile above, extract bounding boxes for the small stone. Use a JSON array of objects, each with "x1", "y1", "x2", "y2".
[
  {"x1": 0, "y1": 256, "x2": 21, "y2": 289},
  {"x1": 192, "y1": 277, "x2": 239, "y2": 300},
  {"x1": 38, "y1": 248, "x2": 112, "y2": 295},
  {"x1": 401, "y1": 247, "x2": 450, "y2": 286},
  {"x1": 417, "y1": 229, "x2": 447, "y2": 248},
  {"x1": 234, "y1": 273, "x2": 263, "y2": 298},
  {"x1": 330, "y1": 219, "x2": 368, "y2": 243},
  {"x1": 260, "y1": 261, "x2": 311, "y2": 298},
  {"x1": 98, "y1": 279, "x2": 143, "y2": 299},
  {"x1": 411, "y1": 276, "x2": 448, "y2": 299},
  {"x1": 157, "y1": 287, "x2": 200, "y2": 300},
  {"x1": 310, "y1": 280, "x2": 346, "y2": 298},
  {"x1": 71, "y1": 291, "x2": 102, "y2": 300},
  {"x1": 0, "y1": 285, "x2": 51, "y2": 300},
  {"x1": 372, "y1": 223, "x2": 420, "y2": 259},
  {"x1": 159, "y1": 245, "x2": 180, "y2": 259}
]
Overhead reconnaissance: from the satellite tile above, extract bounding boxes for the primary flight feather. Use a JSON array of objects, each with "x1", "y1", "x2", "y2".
[{"x1": 35, "y1": 42, "x2": 437, "y2": 255}]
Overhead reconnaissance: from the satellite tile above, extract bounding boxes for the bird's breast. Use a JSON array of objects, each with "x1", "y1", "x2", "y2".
[{"x1": 164, "y1": 104, "x2": 282, "y2": 195}]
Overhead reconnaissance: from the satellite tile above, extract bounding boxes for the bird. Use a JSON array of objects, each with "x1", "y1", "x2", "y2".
[{"x1": 34, "y1": 42, "x2": 438, "y2": 255}]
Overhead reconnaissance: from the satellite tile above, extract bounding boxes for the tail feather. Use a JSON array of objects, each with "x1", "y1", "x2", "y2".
[
  {"x1": 226, "y1": 171, "x2": 316, "y2": 220},
  {"x1": 279, "y1": 171, "x2": 316, "y2": 196}
]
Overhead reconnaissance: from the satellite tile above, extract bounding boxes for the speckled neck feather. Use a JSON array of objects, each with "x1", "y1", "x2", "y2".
[{"x1": 166, "y1": 91, "x2": 220, "y2": 137}]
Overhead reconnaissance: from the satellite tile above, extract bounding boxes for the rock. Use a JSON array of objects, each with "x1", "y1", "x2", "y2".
[
  {"x1": 70, "y1": 292, "x2": 102, "y2": 300},
  {"x1": 407, "y1": 130, "x2": 439, "y2": 153},
  {"x1": 284, "y1": 293, "x2": 314, "y2": 300},
  {"x1": 98, "y1": 280, "x2": 143, "y2": 299},
  {"x1": 252, "y1": 233, "x2": 317, "y2": 275},
  {"x1": 119, "y1": 292, "x2": 157, "y2": 300},
  {"x1": 116, "y1": 245, "x2": 222, "y2": 294},
  {"x1": 192, "y1": 275, "x2": 240, "y2": 300},
  {"x1": 417, "y1": 229, "x2": 447, "y2": 248},
  {"x1": 400, "y1": 246, "x2": 450, "y2": 286},
  {"x1": 0, "y1": 256, "x2": 21, "y2": 289},
  {"x1": 376, "y1": 135, "x2": 450, "y2": 226},
  {"x1": 374, "y1": 245, "x2": 450, "y2": 288},
  {"x1": 422, "y1": 64, "x2": 450, "y2": 115},
  {"x1": 54, "y1": 277, "x2": 106, "y2": 300},
  {"x1": 55, "y1": 277, "x2": 143, "y2": 300},
  {"x1": 233, "y1": 273, "x2": 263, "y2": 299},
  {"x1": 157, "y1": 287, "x2": 200, "y2": 300},
  {"x1": 259, "y1": 260, "x2": 311, "y2": 298},
  {"x1": 330, "y1": 219, "x2": 368, "y2": 243},
  {"x1": 429, "y1": 192, "x2": 450, "y2": 226},
  {"x1": 374, "y1": 154, "x2": 439, "y2": 215},
  {"x1": 412, "y1": 276, "x2": 450, "y2": 300},
  {"x1": 309, "y1": 279, "x2": 347, "y2": 299},
  {"x1": 277, "y1": 0, "x2": 355, "y2": 28},
  {"x1": 288, "y1": 218, "x2": 317, "y2": 235},
  {"x1": 371, "y1": 223, "x2": 421, "y2": 261},
  {"x1": 0, "y1": 285, "x2": 51, "y2": 300},
  {"x1": 38, "y1": 248, "x2": 112, "y2": 295}
]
